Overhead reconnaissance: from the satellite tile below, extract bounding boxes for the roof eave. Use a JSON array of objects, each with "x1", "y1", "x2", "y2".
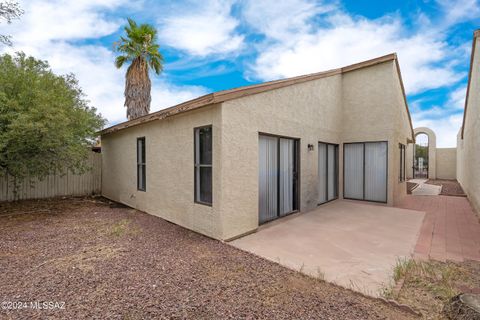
[{"x1": 99, "y1": 53, "x2": 398, "y2": 136}]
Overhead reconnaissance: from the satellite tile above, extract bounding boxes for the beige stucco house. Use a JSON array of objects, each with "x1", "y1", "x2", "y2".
[
  {"x1": 457, "y1": 29, "x2": 480, "y2": 213},
  {"x1": 100, "y1": 53, "x2": 414, "y2": 240}
]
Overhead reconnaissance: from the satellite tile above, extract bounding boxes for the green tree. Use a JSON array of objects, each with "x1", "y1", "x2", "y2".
[
  {"x1": 114, "y1": 18, "x2": 164, "y2": 120},
  {"x1": 0, "y1": 52, "x2": 105, "y2": 189},
  {"x1": 415, "y1": 145, "x2": 428, "y2": 164}
]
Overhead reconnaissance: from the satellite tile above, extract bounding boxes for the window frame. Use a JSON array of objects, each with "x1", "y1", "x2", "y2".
[
  {"x1": 137, "y1": 137, "x2": 146, "y2": 191},
  {"x1": 194, "y1": 125, "x2": 213, "y2": 206},
  {"x1": 342, "y1": 141, "x2": 388, "y2": 204},
  {"x1": 399, "y1": 143, "x2": 406, "y2": 182},
  {"x1": 318, "y1": 141, "x2": 339, "y2": 205}
]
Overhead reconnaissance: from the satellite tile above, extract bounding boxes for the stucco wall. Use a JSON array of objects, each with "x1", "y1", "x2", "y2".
[
  {"x1": 101, "y1": 104, "x2": 224, "y2": 239},
  {"x1": 342, "y1": 61, "x2": 412, "y2": 206},
  {"x1": 457, "y1": 131, "x2": 465, "y2": 187},
  {"x1": 436, "y1": 148, "x2": 457, "y2": 180},
  {"x1": 101, "y1": 61, "x2": 413, "y2": 240},
  {"x1": 458, "y1": 35, "x2": 480, "y2": 213},
  {"x1": 220, "y1": 74, "x2": 343, "y2": 240},
  {"x1": 220, "y1": 60, "x2": 411, "y2": 239}
]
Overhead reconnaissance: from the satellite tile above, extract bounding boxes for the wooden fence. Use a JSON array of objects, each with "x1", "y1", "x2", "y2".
[{"x1": 0, "y1": 152, "x2": 101, "y2": 202}]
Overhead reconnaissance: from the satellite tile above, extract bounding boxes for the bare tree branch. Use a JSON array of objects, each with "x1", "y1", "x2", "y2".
[{"x1": 0, "y1": 1, "x2": 23, "y2": 46}]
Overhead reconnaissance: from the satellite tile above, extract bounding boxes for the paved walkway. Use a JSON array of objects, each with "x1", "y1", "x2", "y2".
[
  {"x1": 397, "y1": 195, "x2": 480, "y2": 262},
  {"x1": 230, "y1": 200, "x2": 424, "y2": 297},
  {"x1": 409, "y1": 179, "x2": 442, "y2": 196}
]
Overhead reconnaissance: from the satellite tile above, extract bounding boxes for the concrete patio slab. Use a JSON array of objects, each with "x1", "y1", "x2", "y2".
[{"x1": 230, "y1": 200, "x2": 425, "y2": 297}]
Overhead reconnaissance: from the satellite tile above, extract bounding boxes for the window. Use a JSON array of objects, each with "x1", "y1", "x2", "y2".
[
  {"x1": 318, "y1": 142, "x2": 339, "y2": 204},
  {"x1": 399, "y1": 143, "x2": 406, "y2": 182},
  {"x1": 344, "y1": 141, "x2": 388, "y2": 203},
  {"x1": 258, "y1": 134, "x2": 299, "y2": 224},
  {"x1": 137, "y1": 137, "x2": 146, "y2": 191},
  {"x1": 194, "y1": 126, "x2": 212, "y2": 205}
]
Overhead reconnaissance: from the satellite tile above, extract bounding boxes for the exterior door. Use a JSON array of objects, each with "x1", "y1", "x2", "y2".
[
  {"x1": 344, "y1": 141, "x2": 388, "y2": 203},
  {"x1": 318, "y1": 142, "x2": 338, "y2": 204},
  {"x1": 259, "y1": 134, "x2": 299, "y2": 224}
]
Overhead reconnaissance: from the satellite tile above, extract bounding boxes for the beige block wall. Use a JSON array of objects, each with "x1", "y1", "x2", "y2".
[
  {"x1": 458, "y1": 35, "x2": 480, "y2": 213},
  {"x1": 101, "y1": 104, "x2": 224, "y2": 239},
  {"x1": 436, "y1": 148, "x2": 457, "y2": 180}
]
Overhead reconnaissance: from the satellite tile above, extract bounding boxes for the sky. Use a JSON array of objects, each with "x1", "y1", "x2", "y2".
[{"x1": 1, "y1": 0, "x2": 479, "y2": 147}]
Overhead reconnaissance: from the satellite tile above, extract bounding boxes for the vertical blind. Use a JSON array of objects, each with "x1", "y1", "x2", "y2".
[
  {"x1": 344, "y1": 141, "x2": 387, "y2": 202},
  {"x1": 364, "y1": 142, "x2": 387, "y2": 202},
  {"x1": 279, "y1": 138, "x2": 294, "y2": 216},
  {"x1": 344, "y1": 143, "x2": 364, "y2": 200},
  {"x1": 318, "y1": 142, "x2": 338, "y2": 204},
  {"x1": 259, "y1": 135, "x2": 278, "y2": 223},
  {"x1": 318, "y1": 143, "x2": 327, "y2": 204},
  {"x1": 327, "y1": 144, "x2": 336, "y2": 201},
  {"x1": 259, "y1": 135, "x2": 297, "y2": 224}
]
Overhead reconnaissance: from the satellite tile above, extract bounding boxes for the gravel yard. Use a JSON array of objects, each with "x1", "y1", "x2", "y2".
[
  {"x1": 425, "y1": 180, "x2": 466, "y2": 196},
  {"x1": 0, "y1": 198, "x2": 415, "y2": 319}
]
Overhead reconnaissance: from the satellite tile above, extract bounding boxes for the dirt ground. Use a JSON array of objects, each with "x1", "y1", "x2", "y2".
[
  {"x1": 425, "y1": 180, "x2": 466, "y2": 196},
  {"x1": 0, "y1": 197, "x2": 416, "y2": 319},
  {"x1": 383, "y1": 259, "x2": 480, "y2": 320}
]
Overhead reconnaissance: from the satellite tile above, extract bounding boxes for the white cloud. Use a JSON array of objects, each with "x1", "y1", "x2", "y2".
[
  {"x1": 412, "y1": 113, "x2": 463, "y2": 147},
  {"x1": 2, "y1": 0, "x2": 208, "y2": 126},
  {"x1": 448, "y1": 85, "x2": 467, "y2": 110},
  {"x1": 241, "y1": 0, "x2": 336, "y2": 41},
  {"x1": 242, "y1": 1, "x2": 466, "y2": 94},
  {"x1": 436, "y1": 0, "x2": 480, "y2": 26},
  {"x1": 158, "y1": 0, "x2": 243, "y2": 56},
  {"x1": 409, "y1": 86, "x2": 467, "y2": 147},
  {"x1": 10, "y1": 0, "x2": 126, "y2": 44}
]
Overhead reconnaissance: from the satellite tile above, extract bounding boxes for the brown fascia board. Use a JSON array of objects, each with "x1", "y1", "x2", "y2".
[
  {"x1": 461, "y1": 29, "x2": 480, "y2": 139},
  {"x1": 100, "y1": 53, "x2": 398, "y2": 135}
]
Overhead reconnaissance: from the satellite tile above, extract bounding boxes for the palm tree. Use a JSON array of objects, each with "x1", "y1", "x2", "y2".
[{"x1": 114, "y1": 18, "x2": 163, "y2": 120}]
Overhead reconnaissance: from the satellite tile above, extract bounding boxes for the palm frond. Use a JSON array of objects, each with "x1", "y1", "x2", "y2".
[{"x1": 114, "y1": 18, "x2": 164, "y2": 119}]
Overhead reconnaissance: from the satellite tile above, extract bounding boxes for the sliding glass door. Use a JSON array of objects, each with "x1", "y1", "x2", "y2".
[
  {"x1": 344, "y1": 141, "x2": 388, "y2": 203},
  {"x1": 318, "y1": 142, "x2": 338, "y2": 204},
  {"x1": 259, "y1": 134, "x2": 299, "y2": 224}
]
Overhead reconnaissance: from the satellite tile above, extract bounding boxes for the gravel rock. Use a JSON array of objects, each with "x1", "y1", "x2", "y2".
[{"x1": 0, "y1": 197, "x2": 416, "y2": 319}]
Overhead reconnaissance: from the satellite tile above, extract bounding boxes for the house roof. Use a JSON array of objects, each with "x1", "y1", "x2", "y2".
[
  {"x1": 461, "y1": 29, "x2": 480, "y2": 139},
  {"x1": 100, "y1": 53, "x2": 414, "y2": 139}
]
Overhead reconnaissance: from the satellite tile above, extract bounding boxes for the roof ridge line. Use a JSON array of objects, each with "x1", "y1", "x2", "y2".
[{"x1": 100, "y1": 53, "x2": 398, "y2": 135}]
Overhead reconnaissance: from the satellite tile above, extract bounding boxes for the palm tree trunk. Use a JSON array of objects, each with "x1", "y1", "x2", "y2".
[{"x1": 124, "y1": 57, "x2": 151, "y2": 120}]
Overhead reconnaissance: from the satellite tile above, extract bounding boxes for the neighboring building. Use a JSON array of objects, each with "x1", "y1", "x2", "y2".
[
  {"x1": 100, "y1": 54, "x2": 414, "y2": 240},
  {"x1": 458, "y1": 30, "x2": 480, "y2": 213}
]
